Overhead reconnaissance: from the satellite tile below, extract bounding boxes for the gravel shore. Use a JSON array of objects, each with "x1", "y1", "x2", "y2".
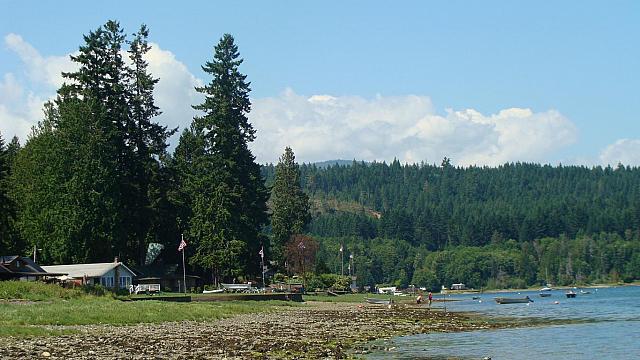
[{"x1": 0, "y1": 301, "x2": 502, "y2": 359}]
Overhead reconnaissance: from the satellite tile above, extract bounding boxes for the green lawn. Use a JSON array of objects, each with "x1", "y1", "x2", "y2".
[{"x1": 0, "y1": 281, "x2": 298, "y2": 337}]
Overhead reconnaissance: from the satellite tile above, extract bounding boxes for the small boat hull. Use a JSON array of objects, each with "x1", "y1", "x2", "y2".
[
  {"x1": 539, "y1": 293, "x2": 552, "y2": 297},
  {"x1": 495, "y1": 296, "x2": 533, "y2": 304},
  {"x1": 365, "y1": 298, "x2": 394, "y2": 305},
  {"x1": 566, "y1": 292, "x2": 577, "y2": 298},
  {"x1": 202, "y1": 289, "x2": 225, "y2": 294}
]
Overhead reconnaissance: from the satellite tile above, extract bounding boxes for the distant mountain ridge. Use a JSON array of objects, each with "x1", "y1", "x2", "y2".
[{"x1": 309, "y1": 159, "x2": 360, "y2": 168}]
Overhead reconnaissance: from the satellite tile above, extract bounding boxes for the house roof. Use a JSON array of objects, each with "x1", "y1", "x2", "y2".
[
  {"x1": 0, "y1": 255, "x2": 63, "y2": 276},
  {"x1": 42, "y1": 262, "x2": 136, "y2": 278}
]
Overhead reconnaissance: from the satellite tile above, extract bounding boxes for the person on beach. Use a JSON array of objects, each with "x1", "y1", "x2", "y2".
[
  {"x1": 428, "y1": 292, "x2": 433, "y2": 307},
  {"x1": 416, "y1": 293, "x2": 423, "y2": 304}
]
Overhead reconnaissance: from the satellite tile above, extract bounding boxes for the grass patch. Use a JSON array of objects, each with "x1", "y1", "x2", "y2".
[
  {"x1": 0, "y1": 281, "x2": 300, "y2": 337},
  {"x1": 0, "y1": 281, "x2": 90, "y2": 301},
  {"x1": 0, "y1": 297, "x2": 296, "y2": 327},
  {"x1": 0, "y1": 325, "x2": 77, "y2": 337}
]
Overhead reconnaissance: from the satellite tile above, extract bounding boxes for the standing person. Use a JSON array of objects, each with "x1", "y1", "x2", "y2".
[{"x1": 428, "y1": 291, "x2": 433, "y2": 308}]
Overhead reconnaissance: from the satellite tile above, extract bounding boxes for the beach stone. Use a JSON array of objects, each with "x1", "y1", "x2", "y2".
[{"x1": 41, "y1": 351, "x2": 51, "y2": 357}]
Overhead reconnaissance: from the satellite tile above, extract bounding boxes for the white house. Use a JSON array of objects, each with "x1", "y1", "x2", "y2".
[{"x1": 42, "y1": 260, "x2": 136, "y2": 289}]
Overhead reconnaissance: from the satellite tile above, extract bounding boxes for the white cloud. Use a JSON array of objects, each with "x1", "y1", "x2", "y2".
[
  {"x1": 0, "y1": 34, "x2": 581, "y2": 166},
  {"x1": 5, "y1": 33, "x2": 77, "y2": 89},
  {"x1": 146, "y1": 42, "x2": 203, "y2": 138},
  {"x1": 249, "y1": 89, "x2": 578, "y2": 165},
  {"x1": 0, "y1": 73, "x2": 44, "y2": 140},
  {"x1": 0, "y1": 35, "x2": 201, "y2": 143},
  {"x1": 598, "y1": 139, "x2": 640, "y2": 166}
]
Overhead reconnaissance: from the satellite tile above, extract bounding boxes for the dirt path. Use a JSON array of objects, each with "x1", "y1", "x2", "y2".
[{"x1": 0, "y1": 302, "x2": 502, "y2": 359}]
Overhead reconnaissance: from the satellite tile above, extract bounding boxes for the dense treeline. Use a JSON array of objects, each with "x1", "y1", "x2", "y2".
[
  {"x1": 262, "y1": 160, "x2": 640, "y2": 247},
  {"x1": 0, "y1": 22, "x2": 268, "y2": 284},
  {"x1": 262, "y1": 160, "x2": 640, "y2": 288},
  {"x1": 312, "y1": 233, "x2": 640, "y2": 291}
]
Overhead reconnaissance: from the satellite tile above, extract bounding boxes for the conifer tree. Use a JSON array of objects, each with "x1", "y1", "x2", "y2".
[
  {"x1": 270, "y1": 147, "x2": 311, "y2": 266},
  {"x1": 11, "y1": 21, "x2": 172, "y2": 264},
  {"x1": 178, "y1": 34, "x2": 268, "y2": 283},
  {"x1": 0, "y1": 132, "x2": 17, "y2": 254}
]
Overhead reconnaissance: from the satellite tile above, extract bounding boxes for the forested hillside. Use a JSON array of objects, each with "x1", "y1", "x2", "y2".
[{"x1": 263, "y1": 160, "x2": 640, "y2": 289}]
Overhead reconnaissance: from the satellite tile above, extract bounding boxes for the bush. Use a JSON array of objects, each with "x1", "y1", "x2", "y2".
[{"x1": 0, "y1": 281, "x2": 86, "y2": 301}]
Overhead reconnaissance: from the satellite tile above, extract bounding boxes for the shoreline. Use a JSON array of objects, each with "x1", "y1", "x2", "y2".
[
  {"x1": 0, "y1": 301, "x2": 520, "y2": 359},
  {"x1": 446, "y1": 282, "x2": 639, "y2": 295}
]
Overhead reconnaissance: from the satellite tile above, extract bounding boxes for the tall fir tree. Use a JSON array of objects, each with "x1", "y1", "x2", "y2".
[
  {"x1": 125, "y1": 24, "x2": 176, "y2": 264},
  {"x1": 11, "y1": 21, "x2": 172, "y2": 265},
  {"x1": 0, "y1": 132, "x2": 18, "y2": 254},
  {"x1": 270, "y1": 147, "x2": 311, "y2": 266},
  {"x1": 177, "y1": 34, "x2": 268, "y2": 283}
]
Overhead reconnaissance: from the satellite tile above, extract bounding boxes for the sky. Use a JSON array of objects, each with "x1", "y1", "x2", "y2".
[{"x1": 1, "y1": 1, "x2": 639, "y2": 166}]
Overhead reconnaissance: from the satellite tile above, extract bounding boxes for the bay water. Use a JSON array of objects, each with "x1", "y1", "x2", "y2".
[{"x1": 366, "y1": 286, "x2": 640, "y2": 359}]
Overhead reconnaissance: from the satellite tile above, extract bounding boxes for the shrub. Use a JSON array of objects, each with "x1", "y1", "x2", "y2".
[{"x1": 0, "y1": 281, "x2": 86, "y2": 301}]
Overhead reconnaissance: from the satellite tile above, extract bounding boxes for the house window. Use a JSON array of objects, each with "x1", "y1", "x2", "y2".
[
  {"x1": 101, "y1": 276, "x2": 114, "y2": 287},
  {"x1": 119, "y1": 276, "x2": 131, "y2": 288}
]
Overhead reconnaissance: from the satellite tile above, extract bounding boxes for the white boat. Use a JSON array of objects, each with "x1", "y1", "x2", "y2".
[
  {"x1": 540, "y1": 286, "x2": 553, "y2": 292},
  {"x1": 202, "y1": 289, "x2": 225, "y2": 294}
]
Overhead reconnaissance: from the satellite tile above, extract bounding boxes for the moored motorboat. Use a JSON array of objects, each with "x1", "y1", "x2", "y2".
[
  {"x1": 580, "y1": 290, "x2": 591, "y2": 295},
  {"x1": 566, "y1": 291, "x2": 577, "y2": 298},
  {"x1": 540, "y1": 286, "x2": 553, "y2": 292},
  {"x1": 495, "y1": 296, "x2": 533, "y2": 304},
  {"x1": 539, "y1": 293, "x2": 552, "y2": 297}
]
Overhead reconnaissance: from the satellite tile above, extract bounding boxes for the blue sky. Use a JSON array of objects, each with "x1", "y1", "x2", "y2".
[{"x1": 1, "y1": 1, "x2": 639, "y2": 165}]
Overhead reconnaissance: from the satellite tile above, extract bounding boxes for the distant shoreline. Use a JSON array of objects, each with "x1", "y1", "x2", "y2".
[{"x1": 443, "y1": 282, "x2": 639, "y2": 295}]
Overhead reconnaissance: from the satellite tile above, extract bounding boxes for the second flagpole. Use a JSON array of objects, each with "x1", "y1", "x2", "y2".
[{"x1": 182, "y1": 234, "x2": 186, "y2": 295}]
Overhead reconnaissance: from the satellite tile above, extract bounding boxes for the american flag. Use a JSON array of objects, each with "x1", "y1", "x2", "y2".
[{"x1": 178, "y1": 238, "x2": 187, "y2": 252}]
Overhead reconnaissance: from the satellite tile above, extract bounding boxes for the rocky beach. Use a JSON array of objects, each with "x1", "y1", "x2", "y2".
[{"x1": 0, "y1": 301, "x2": 509, "y2": 359}]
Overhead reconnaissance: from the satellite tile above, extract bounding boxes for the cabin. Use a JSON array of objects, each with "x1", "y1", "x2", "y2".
[
  {"x1": 451, "y1": 283, "x2": 467, "y2": 290},
  {"x1": 0, "y1": 256, "x2": 65, "y2": 281},
  {"x1": 42, "y1": 259, "x2": 136, "y2": 289}
]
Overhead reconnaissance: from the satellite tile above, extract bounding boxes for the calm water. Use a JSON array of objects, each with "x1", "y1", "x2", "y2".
[{"x1": 366, "y1": 286, "x2": 640, "y2": 359}]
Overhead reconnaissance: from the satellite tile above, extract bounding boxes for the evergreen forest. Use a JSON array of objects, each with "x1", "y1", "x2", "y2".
[{"x1": 1, "y1": 21, "x2": 639, "y2": 291}]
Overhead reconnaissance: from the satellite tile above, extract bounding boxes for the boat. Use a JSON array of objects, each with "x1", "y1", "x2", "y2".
[
  {"x1": 365, "y1": 298, "x2": 394, "y2": 305},
  {"x1": 539, "y1": 293, "x2": 552, "y2": 297},
  {"x1": 495, "y1": 296, "x2": 533, "y2": 304},
  {"x1": 580, "y1": 290, "x2": 591, "y2": 295},
  {"x1": 540, "y1": 286, "x2": 553, "y2": 292},
  {"x1": 566, "y1": 291, "x2": 577, "y2": 298},
  {"x1": 472, "y1": 296, "x2": 481, "y2": 300},
  {"x1": 202, "y1": 289, "x2": 225, "y2": 294}
]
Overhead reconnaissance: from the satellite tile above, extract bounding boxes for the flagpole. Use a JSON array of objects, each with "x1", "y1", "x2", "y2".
[
  {"x1": 261, "y1": 246, "x2": 265, "y2": 289},
  {"x1": 182, "y1": 234, "x2": 186, "y2": 295},
  {"x1": 341, "y1": 244, "x2": 344, "y2": 276}
]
